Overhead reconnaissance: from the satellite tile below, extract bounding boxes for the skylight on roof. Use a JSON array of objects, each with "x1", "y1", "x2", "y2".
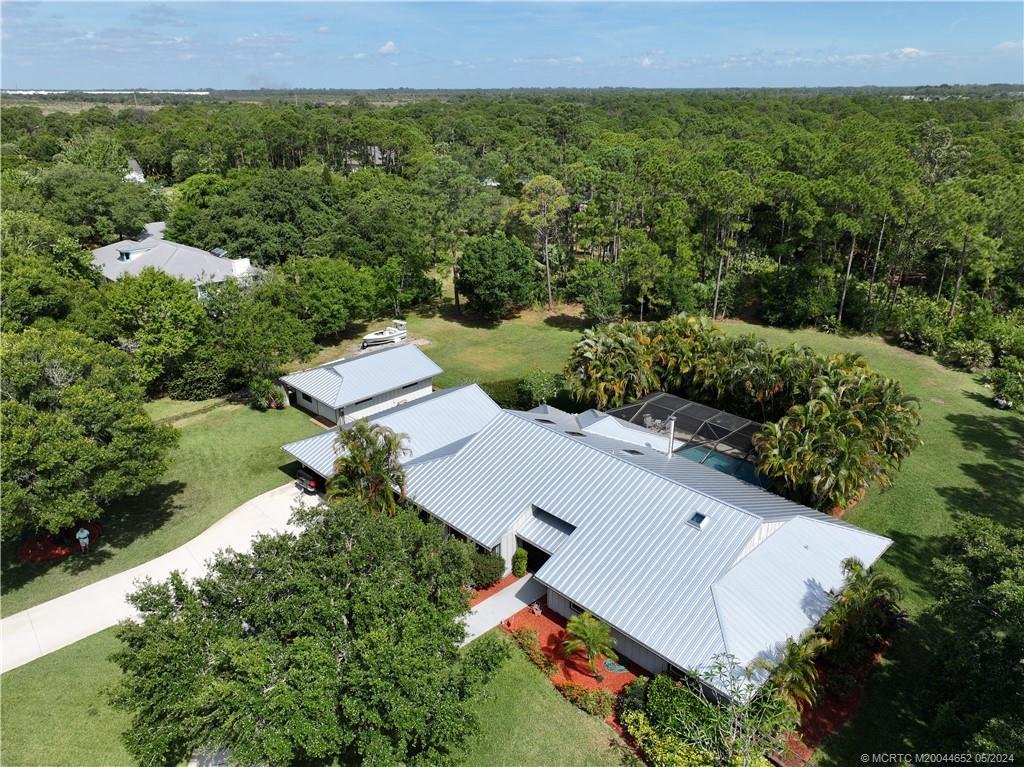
[{"x1": 688, "y1": 512, "x2": 708, "y2": 529}]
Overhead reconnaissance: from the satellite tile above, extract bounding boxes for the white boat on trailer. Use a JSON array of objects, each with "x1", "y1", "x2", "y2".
[{"x1": 362, "y1": 320, "x2": 408, "y2": 348}]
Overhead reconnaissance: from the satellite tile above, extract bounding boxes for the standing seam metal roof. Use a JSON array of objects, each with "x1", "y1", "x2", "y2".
[
  {"x1": 279, "y1": 345, "x2": 443, "y2": 409},
  {"x1": 402, "y1": 407, "x2": 891, "y2": 686}
]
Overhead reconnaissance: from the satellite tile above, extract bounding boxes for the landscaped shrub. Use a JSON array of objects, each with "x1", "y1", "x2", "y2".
[
  {"x1": 984, "y1": 356, "x2": 1024, "y2": 412},
  {"x1": 889, "y1": 291, "x2": 948, "y2": 354},
  {"x1": 555, "y1": 682, "x2": 615, "y2": 717},
  {"x1": 480, "y1": 378, "x2": 521, "y2": 408},
  {"x1": 510, "y1": 627, "x2": 558, "y2": 677},
  {"x1": 940, "y1": 339, "x2": 994, "y2": 372},
  {"x1": 620, "y1": 710, "x2": 715, "y2": 767},
  {"x1": 644, "y1": 674, "x2": 708, "y2": 733},
  {"x1": 166, "y1": 348, "x2": 230, "y2": 400},
  {"x1": 248, "y1": 377, "x2": 286, "y2": 410},
  {"x1": 471, "y1": 550, "x2": 505, "y2": 588},
  {"x1": 517, "y1": 370, "x2": 565, "y2": 408},
  {"x1": 618, "y1": 676, "x2": 649, "y2": 716},
  {"x1": 512, "y1": 547, "x2": 528, "y2": 577}
]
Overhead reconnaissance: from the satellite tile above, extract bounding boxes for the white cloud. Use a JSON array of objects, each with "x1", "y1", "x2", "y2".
[
  {"x1": 545, "y1": 57, "x2": 561, "y2": 65},
  {"x1": 317, "y1": 25, "x2": 329, "y2": 33},
  {"x1": 378, "y1": 40, "x2": 398, "y2": 55},
  {"x1": 640, "y1": 56, "x2": 653, "y2": 68},
  {"x1": 354, "y1": 52, "x2": 367, "y2": 60},
  {"x1": 995, "y1": 40, "x2": 1023, "y2": 51}
]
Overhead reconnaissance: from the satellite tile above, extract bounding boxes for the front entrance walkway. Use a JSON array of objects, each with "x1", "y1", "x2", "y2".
[
  {"x1": 461, "y1": 574, "x2": 546, "y2": 646},
  {"x1": 1, "y1": 483, "x2": 314, "y2": 673}
]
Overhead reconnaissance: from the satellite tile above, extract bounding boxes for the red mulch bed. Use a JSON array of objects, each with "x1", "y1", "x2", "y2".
[
  {"x1": 501, "y1": 598, "x2": 643, "y2": 735},
  {"x1": 775, "y1": 650, "x2": 887, "y2": 766},
  {"x1": 467, "y1": 573, "x2": 521, "y2": 607}
]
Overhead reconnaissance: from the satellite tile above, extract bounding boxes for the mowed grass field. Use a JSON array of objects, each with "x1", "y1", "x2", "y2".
[
  {"x1": 1, "y1": 399, "x2": 321, "y2": 617},
  {"x1": 293, "y1": 304, "x2": 588, "y2": 387}
]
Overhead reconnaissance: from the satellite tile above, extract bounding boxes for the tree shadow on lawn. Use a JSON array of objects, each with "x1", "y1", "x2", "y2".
[
  {"x1": 938, "y1": 409, "x2": 1024, "y2": 528},
  {"x1": 543, "y1": 313, "x2": 589, "y2": 332},
  {"x1": 881, "y1": 528, "x2": 944, "y2": 606},
  {"x1": 0, "y1": 480, "x2": 185, "y2": 600},
  {"x1": 816, "y1": 614, "x2": 947, "y2": 761}
]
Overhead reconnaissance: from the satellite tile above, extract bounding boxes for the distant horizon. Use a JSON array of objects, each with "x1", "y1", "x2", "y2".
[
  {"x1": 2, "y1": 2, "x2": 1022, "y2": 90},
  {"x1": 3, "y1": 83, "x2": 1021, "y2": 92}
]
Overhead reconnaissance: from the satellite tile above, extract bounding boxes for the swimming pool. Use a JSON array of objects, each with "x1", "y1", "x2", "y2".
[{"x1": 678, "y1": 445, "x2": 772, "y2": 489}]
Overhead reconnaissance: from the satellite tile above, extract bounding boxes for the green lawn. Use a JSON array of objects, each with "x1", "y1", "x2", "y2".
[
  {"x1": 0, "y1": 629, "x2": 634, "y2": 767},
  {"x1": 464, "y1": 633, "x2": 637, "y2": 767},
  {"x1": 716, "y1": 321, "x2": 1024, "y2": 761},
  {"x1": 0, "y1": 629, "x2": 132, "y2": 767},
  {"x1": 293, "y1": 304, "x2": 587, "y2": 388},
  {"x1": 1, "y1": 400, "x2": 321, "y2": 617}
]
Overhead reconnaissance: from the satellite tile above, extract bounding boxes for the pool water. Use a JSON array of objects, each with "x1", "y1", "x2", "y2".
[{"x1": 679, "y1": 446, "x2": 772, "y2": 489}]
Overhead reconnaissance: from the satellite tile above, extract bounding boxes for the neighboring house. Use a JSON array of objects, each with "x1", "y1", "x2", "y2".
[
  {"x1": 279, "y1": 344, "x2": 443, "y2": 425},
  {"x1": 281, "y1": 387, "x2": 892, "y2": 697},
  {"x1": 91, "y1": 222, "x2": 253, "y2": 285},
  {"x1": 124, "y1": 158, "x2": 146, "y2": 183}
]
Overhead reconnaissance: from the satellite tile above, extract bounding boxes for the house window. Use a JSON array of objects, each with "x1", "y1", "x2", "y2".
[
  {"x1": 667, "y1": 664, "x2": 685, "y2": 680},
  {"x1": 300, "y1": 392, "x2": 312, "y2": 403},
  {"x1": 569, "y1": 601, "x2": 583, "y2": 614}
]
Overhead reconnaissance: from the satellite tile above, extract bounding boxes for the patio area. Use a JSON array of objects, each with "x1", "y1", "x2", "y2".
[{"x1": 501, "y1": 596, "x2": 641, "y2": 696}]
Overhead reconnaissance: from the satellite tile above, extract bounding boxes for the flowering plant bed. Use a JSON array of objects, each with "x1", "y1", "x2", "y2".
[{"x1": 467, "y1": 573, "x2": 520, "y2": 607}]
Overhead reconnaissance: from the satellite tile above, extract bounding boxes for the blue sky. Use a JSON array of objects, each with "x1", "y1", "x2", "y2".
[{"x1": 2, "y1": 2, "x2": 1022, "y2": 89}]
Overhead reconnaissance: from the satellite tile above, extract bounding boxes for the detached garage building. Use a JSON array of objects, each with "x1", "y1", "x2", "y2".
[{"x1": 280, "y1": 344, "x2": 443, "y2": 425}]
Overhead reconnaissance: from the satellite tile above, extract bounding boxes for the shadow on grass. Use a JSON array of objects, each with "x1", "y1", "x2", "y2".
[
  {"x1": 543, "y1": 313, "x2": 589, "y2": 332},
  {"x1": 1, "y1": 480, "x2": 186, "y2": 600},
  {"x1": 938, "y1": 410, "x2": 1024, "y2": 528},
  {"x1": 815, "y1": 614, "x2": 947, "y2": 762}
]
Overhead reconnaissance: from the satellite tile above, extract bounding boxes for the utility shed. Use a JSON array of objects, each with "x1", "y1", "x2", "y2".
[{"x1": 279, "y1": 345, "x2": 443, "y2": 425}]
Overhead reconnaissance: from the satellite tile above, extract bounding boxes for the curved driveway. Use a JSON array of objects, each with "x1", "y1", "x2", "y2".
[{"x1": 1, "y1": 483, "x2": 312, "y2": 673}]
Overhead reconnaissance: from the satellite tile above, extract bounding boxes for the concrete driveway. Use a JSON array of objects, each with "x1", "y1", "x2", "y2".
[{"x1": 1, "y1": 483, "x2": 314, "y2": 673}]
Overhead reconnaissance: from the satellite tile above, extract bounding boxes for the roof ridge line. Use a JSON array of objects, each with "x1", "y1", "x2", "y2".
[{"x1": 504, "y1": 409, "x2": 771, "y2": 524}]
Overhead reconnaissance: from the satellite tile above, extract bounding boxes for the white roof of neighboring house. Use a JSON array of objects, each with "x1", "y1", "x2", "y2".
[
  {"x1": 91, "y1": 222, "x2": 252, "y2": 284},
  {"x1": 280, "y1": 345, "x2": 443, "y2": 410},
  {"x1": 280, "y1": 389, "x2": 892, "y2": 695}
]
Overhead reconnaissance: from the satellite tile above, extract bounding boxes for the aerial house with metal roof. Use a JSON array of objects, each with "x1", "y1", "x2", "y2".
[
  {"x1": 280, "y1": 388, "x2": 891, "y2": 698},
  {"x1": 279, "y1": 344, "x2": 443, "y2": 425}
]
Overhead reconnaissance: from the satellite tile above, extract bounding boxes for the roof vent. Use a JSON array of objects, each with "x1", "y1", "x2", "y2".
[
  {"x1": 688, "y1": 512, "x2": 708, "y2": 529},
  {"x1": 535, "y1": 418, "x2": 555, "y2": 424},
  {"x1": 565, "y1": 431, "x2": 586, "y2": 437},
  {"x1": 621, "y1": 448, "x2": 643, "y2": 456}
]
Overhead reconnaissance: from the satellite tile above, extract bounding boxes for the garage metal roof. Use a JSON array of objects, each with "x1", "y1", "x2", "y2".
[
  {"x1": 280, "y1": 384, "x2": 499, "y2": 478},
  {"x1": 279, "y1": 345, "x2": 443, "y2": 409}
]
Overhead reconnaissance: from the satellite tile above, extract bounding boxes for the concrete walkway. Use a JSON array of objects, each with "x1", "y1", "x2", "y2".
[
  {"x1": 461, "y1": 574, "x2": 546, "y2": 646},
  {"x1": 1, "y1": 483, "x2": 313, "y2": 673}
]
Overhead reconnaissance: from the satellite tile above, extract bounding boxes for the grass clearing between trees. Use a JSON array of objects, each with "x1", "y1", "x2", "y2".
[{"x1": 0, "y1": 401, "x2": 320, "y2": 617}]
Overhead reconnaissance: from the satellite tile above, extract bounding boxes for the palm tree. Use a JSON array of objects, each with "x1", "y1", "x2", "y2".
[
  {"x1": 753, "y1": 635, "x2": 827, "y2": 711},
  {"x1": 330, "y1": 420, "x2": 410, "y2": 515},
  {"x1": 816, "y1": 557, "x2": 903, "y2": 657},
  {"x1": 563, "y1": 612, "x2": 618, "y2": 682}
]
